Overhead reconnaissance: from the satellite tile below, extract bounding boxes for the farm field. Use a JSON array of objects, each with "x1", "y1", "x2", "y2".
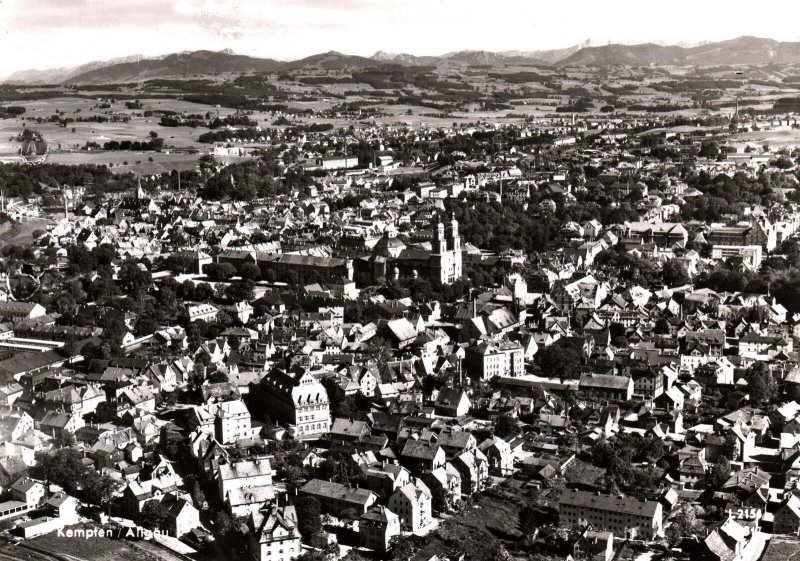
[{"x1": 731, "y1": 128, "x2": 800, "y2": 148}]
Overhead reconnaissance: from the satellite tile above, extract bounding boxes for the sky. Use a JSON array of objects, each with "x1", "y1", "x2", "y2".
[{"x1": 2, "y1": 0, "x2": 800, "y2": 77}]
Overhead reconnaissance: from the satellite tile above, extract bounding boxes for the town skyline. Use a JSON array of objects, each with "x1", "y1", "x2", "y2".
[{"x1": 3, "y1": 1, "x2": 800, "y2": 559}]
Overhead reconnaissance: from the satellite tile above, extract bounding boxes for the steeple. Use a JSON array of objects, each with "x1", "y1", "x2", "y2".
[
  {"x1": 136, "y1": 175, "x2": 146, "y2": 199},
  {"x1": 449, "y1": 214, "x2": 460, "y2": 253},
  {"x1": 432, "y1": 216, "x2": 446, "y2": 254}
]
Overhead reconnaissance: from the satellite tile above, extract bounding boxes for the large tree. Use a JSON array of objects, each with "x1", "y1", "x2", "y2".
[
  {"x1": 295, "y1": 496, "x2": 322, "y2": 538},
  {"x1": 42, "y1": 448, "x2": 86, "y2": 494},
  {"x1": 746, "y1": 361, "x2": 776, "y2": 405},
  {"x1": 537, "y1": 343, "x2": 580, "y2": 379},
  {"x1": 140, "y1": 500, "x2": 170, "y2": 530}
]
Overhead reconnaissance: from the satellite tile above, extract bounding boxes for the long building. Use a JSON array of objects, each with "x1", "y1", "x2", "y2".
[
  {"x1": 299, "y1": 479, "x2": 378, "y2": 518},
  {"x1": 558, "y1": 490, "x2": 662, "y2": 540},
  {"x1": 217, "y1": 251, "x2": 354, "y2": 283}
]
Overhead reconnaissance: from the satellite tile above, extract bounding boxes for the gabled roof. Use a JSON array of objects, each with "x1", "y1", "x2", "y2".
[{"x1": 401, "y1": 439, "x2": 442, "y2": 461}]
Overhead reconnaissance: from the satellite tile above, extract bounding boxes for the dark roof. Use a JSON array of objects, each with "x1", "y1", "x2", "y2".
[
  {"x1": 401, "y1": 439, "x2": 442, "y2": 460},
  {"x1": 559, "y1": 490, "x2": 659, "y2": 518},
  {"x1": 0, "y1": 350, "x2": 64, "y2": 382}
]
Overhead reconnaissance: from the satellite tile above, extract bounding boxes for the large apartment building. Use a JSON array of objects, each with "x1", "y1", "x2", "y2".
[
  {"x1": 465, "y1": 339, "x2": 524, "y2": 380},
  {"x1": 261, "y1": 368, "x2": 331, "y2": 439},
  {"x1": 559, "y1": 490, "x2": 662, "y2": 541}
]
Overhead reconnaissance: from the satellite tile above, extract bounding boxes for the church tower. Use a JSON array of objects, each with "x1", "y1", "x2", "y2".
[
  {"x1": 433, "y1": 219, "x2": 447, "y2": 254},
  {"x1": 431, "y1": 218, "x2": 447, "y2": 284},
  {"x1": 448, "y1": 216, "x2": 462, "y2": 281},
  {"x1": 136, "y1": 175, "x2": 146, "y2": 199}
]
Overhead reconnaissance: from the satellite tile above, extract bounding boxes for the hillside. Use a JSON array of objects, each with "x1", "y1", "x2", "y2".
[
  {"x1": 371, "y1": 51, "x2": 442, "y2": 66},
  {"x1": 10, "y1": 36, "x2": 800, "y2": 85},
  {"x1": 280, "y1": 51, "x2": 378, "y2": 71},
  {"x1": 558, "y1": 43, "x2": 691, "y2": 66},
  {"x1": 557, "y1": 36, "x2": 800, "y2": 66},
  {"x1": 64, "y1": 50, "x2": 283, "y2": 84},
  {"x1": 443, "y1": 50, "x2": 547, "y2": 66},
  {"x1": 500, "y1": 44, "x2": 583, "y2": 65},
  {"x1": 6, "y1": 54, "x2": 155, "y2": 84},
  {"x1": 685, "y1": 36, "x2": 800, "y2": 65}
]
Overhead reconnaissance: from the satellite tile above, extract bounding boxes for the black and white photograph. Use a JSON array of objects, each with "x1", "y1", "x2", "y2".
[{"x1": 1, "y1": 1, "x2": 800, "y2": 560}]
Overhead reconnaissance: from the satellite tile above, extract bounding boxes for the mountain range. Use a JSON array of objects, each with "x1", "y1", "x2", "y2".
[
  {"x1": 556, "y1": 36, "x2": 800, "y2": 66},
  {"x1": 6, "y1": 36, "x2": 800, "y2": 85}
]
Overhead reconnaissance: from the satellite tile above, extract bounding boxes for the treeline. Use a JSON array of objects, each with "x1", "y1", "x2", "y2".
[
  {"x1": 352, "y1": 68, "x2": 475, "y2": 95},
  {"x1": 0, "y1": 105, "x2": 25, "y2": 119},
  {"x1": 36, "y1": 114, "x2": 131, "y2": 127},
  {"x1": 652, "y1": 79, "x2": 743, "y2": 92},
  {"x1": 198, "y1": 128, "x2": 265, "y2": 143},
  {"x1": 774, "y1": 97, "x2": 800, "y2": 110},
  {"x1": 678, "y1": 169, "x2": 790, "y2": 222},
  {"x1": 556, "y1": 99, "x2": 593, "y2": 112},
  {"x1": 290, "y1": 123, "x2": 334, "y2": 133},
  {"x1": 297, "y1": 76, "x2": 354, "y2": 85},
  {"x1": 487, "y1": 72, "x2": 547, "y2": 84},
  {"x1": 0, "y1": 163, "x2": 137, "y2": 200},
  {"x1": 100, "y1": 138, "x2": 164, "y2": 151},
  {"x1": 626, "y1": 103, "x2": 694, "y2": 112},
  {"x1": 160, "y1": 113, "x2": 258, "y2": 129}
]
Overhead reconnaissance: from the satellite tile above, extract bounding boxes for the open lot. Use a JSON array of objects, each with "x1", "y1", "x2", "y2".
[
  {"x1": 761, "y1": 536, "x2": 800, "y2": 561},
  {"x1": 6, "y1": 524, "x2": 190, "y2": 561},
  {"x1": 731, "y1": 128, "x2": 800, "y2": 149}
]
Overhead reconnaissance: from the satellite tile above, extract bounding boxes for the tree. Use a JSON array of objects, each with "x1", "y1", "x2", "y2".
[
  {"x1": 42, "y1": 448, "x2": 86, "y2": 494},
  {"x1": 390, "y1": 535, "x2": 416, "y2": 560},
  {"x1": 118, "y1": 260, "x2": 152, "y2": 295},
  {"x1": 214, "y1": 509, "x2": 239, "y2": 540},
  {"x1": 166, "y1": 253, "x2": 197, "y2": 274},
  {"x1": 320, "y1": 451, "x2": 363, "y2": 487},
  {"x1": 84, "y1": 472, "x2": 122, "y2": 512},
  {"x1": 519, "y1": 504, "x2": 541, "y2": 534},
  {"x1": 135, "y1": 316, "x2": 160, "y2": 336},
  {"x1": 240, "y1": 262, "x2": 261, "y2": 282},
  {"x1": 190, "y1": 480, "x2": 206, "y2": 508},
  {"x1": 429, "y1": 482, "x2": 453, "y2": 513},
  {"x1": 662, "y1": 259, "x2": 690, "y2": 286},
  {"x1": 225, "y1": 279, "x2": 255, "y2": 302},
  {"x1": 296, "y1": 553, "x2": 326, "y2": 561},
  {"x1": 537, "y1": 343, "x2": 580, "y2": 379},
  {"x1": 721, "y1": 432, "x2": 739, "y2": 461},
  {"x1": 707, "y1": 456, "x2": 731, "y2": 489},
  {"x1": 698, "y1": 141, "x2": 720, "y2": 159},
  {"x1": 205, "y1": 262, "x2": 236, "y2": 281},
  {"x1": 653, "y1": 317, "x2": 671, "y2": 335},
  {"x1": 665, "y1": 505, "x2": 699, "y2": 547},
  {"x1": 140, "y1": 500, "x2": 170, "y2": 531},
  {"x1": 54, "y1": 430, "x2": 76, "y2": 447},
  {"x1": 494, "y1": 415, "x2": 519, "y2": 438},
  {"x1": 746, "y1": 361, "x2": 776, "y2": 405},
  {"x1": 102, "y1": 317, "x2": 128, "y2": 346},
  {"x1": 295, "y1": 496, "x2": 322, "y2": 538}
]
